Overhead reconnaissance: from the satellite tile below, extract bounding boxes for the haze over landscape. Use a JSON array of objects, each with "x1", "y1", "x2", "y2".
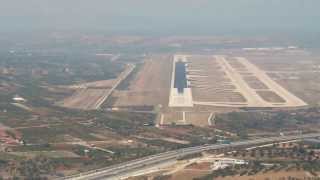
[
  {"x1": 1, "y1": 1, "x2": 320, "y2": 180},
  {"x1": 1, "y1": 0, "x2": 320, "y2": 36}
]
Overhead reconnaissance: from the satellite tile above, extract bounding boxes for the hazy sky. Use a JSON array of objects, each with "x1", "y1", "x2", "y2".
[{"x1": 1, "y1": 0, "x2": 320, "y2": 35}]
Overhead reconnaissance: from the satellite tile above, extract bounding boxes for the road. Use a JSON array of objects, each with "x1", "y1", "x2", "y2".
[
  {"x1": 57, "y1": 64, "x2": 135, "y2": 110},
  {"x1": 94, "y1": 63, "x2": 135, "y2": 109},
  {"x1": 60, "y1": 132, "x2": 320, "y2": 180}
]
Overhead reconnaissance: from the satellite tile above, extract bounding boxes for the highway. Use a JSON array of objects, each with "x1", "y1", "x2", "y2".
[{"x1": 60, "y1": 133, "x2": 320, "y2": 180}]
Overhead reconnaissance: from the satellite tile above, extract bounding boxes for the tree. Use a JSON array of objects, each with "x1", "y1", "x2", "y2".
[
  {"x1": 259, "y1": 149, "x2": 264, "y2": 158},
  {"x1": 267, "y1": 149, "x2": 272, "y2": 158},
  {"x1": 250, "y1": 150, "x2": 256, "y2": 158},
  {"x1": 7, "y1": 156, "x2": 56, "y2": 179}
]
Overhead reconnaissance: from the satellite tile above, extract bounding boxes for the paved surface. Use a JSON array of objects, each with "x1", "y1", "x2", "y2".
[
  {"x1": 184, "y1": 55, "x2": 307, "y2": 107},
  {"x1": 238, "y1": 57, "x2": 307, "y2": 107},
  {"x1": 216, "y1": 56, "x2": 267, "y2": 106},
  {"x1": 169, "y1": 55, "x2": 193, "y2": 107},
  {"x1": 60, "y1": 133, "x2": 320, "y2": 180}
]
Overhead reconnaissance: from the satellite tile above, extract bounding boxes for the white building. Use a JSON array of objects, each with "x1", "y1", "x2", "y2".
[
  {"x1": 211, "y1": 158, "x2": 248, "y2": 170},
  {"x1": 13, "y1": 95, "x2": 26, "y2": 102}
]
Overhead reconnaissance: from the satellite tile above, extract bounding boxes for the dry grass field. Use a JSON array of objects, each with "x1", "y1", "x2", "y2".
[
  {"x1": 256, "y1": 90, "x2": 286, "y2": 103},
  {"x1": 57, "y1": 64, "x2": 134, "y2": 110},
  {"x1": 242, "y1": 76, "x2": 268, "y2": 90},
  {"x1": 187, "y1": 55, "x2": 246, "y2": 103},
  {"x1": 244, "y1": 50, "x2": 320, "y2": 105},
  {"x1": 113, "y1": 55, "x2": 172, "y2": 107},
  {"x1": 160, "y1": 112, "x2": 184, "y2": 125},
  {"x1": 57, "y1": 88, "x2": 111, "y2": 110},
  {"x1": 67, "y1": 79, "x2": 117, "y2": 89},
  {"x1": 214, "y1": 171, "x2": 316, "y2": 180},
  {"x1": 185, "y1": 112, "x2": 212, "y2": 127},
  {"x1": 190, "y1": 55, "x2": 307, "y2": 107},
  {"x1": 145, "y1": 163, "x2": 316, "y2": 180}
]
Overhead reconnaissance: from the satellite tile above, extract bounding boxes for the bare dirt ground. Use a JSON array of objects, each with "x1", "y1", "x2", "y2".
[
  {"x1": 188, "y1": 55, "x2": 246, "y2": 103},
  {"x1": 192, "y1": 55, "x2": 307, "y2": 107},
  {"x1": 168, "y1": 170, "x2": 210, "y2": 180},
  {"x1": 215, "y1": 170, "x2": 315, "y2": 180},
  {"x1": 113, "y1": 55, "x2": 172, "y2": 107},
  {"x1": 256, "y1": 90, "x2": 286, "y2": 103},
  {"x1": 56, "y1": 88, "x2": 111, "y2": 110},
  {"x1": 242, "y1": 76, "x2": 268, "y2": 90},
  {"x1": 57, "y1": 64, "x2": 134, "y2": 110},
  {"x1": 162, "y1": 165, "x2": 315, "y2": 180},
  {"x1": 238, "y1": 57, "x2": 307, "y2": 107},
  {"x1": 185, "y1": 112, "x2": 212, "y2": 127},
  {"x1": 160, "y1": 112, "x2": 184, "y2": 125},
  {"x1": 245, "y1": 51, "x2": 320, "y2": 106},
  {"x1": 67, "y1": 79, "x2": 117, "y2": 89}
]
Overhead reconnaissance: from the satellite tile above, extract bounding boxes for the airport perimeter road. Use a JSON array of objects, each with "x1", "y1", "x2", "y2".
[{"x1": 61, "y1": 133, "x2": 320, "y2": 180}]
